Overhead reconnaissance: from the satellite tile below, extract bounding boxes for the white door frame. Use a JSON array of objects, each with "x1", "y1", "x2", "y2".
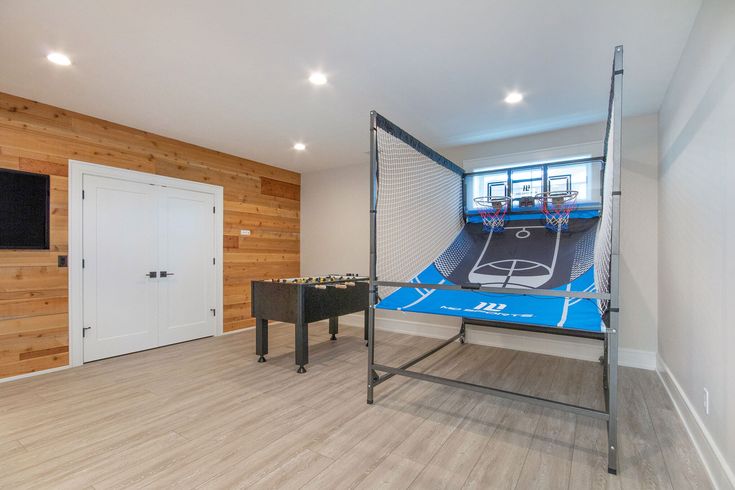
[{"x1": 68, "y1": 160, "x2": 224, "y2": 367}]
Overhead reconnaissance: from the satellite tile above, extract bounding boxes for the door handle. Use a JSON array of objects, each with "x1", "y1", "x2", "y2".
[
  {"x1": 146, "y1": 271, "x2": 157, "y2": 278},
  {"x1": 160, "y1": 271, "x2": 175, "y2": 278}
]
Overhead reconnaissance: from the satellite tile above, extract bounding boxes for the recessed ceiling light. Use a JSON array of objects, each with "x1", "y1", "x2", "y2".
[
  {"x1": 293, "y1": 143, "x2": 306, "y2": 151},
  {"x1": 47, "y1": 52, "x2": 71, "y2": 66},
  {"x1": 308, "y1": 72, "x2": 327, "y2": 85},
  {"x1": 504, "y1": 92, "x2": 523, "y2": 104}
]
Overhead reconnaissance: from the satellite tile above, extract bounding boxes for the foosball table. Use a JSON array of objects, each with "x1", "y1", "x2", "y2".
[{"x1": 251, "y1": 274, "x2": 369, "y2": 373}]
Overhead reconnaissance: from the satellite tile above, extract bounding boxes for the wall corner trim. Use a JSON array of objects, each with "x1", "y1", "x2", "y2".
[{"x1": 657, "y1": 354, "x2": 735, "y2": 489}]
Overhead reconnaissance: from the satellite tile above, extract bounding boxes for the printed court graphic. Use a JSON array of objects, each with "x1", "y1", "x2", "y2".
[{"x1": 377, "y1": 215, "x2": 603, "y2": 332}]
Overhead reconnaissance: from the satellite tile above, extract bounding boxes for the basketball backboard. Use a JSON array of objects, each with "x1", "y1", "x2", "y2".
[{"x1": 464, "y1": 158, "x2": 604, "y2": 215}]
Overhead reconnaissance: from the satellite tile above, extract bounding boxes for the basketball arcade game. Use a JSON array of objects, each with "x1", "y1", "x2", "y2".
[{"x1": 366, "y1": 46, "x2": 623, "y2": 474}]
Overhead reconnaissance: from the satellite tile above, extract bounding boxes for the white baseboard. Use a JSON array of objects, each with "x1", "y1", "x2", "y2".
[
  {"x1": 0, "y1": 365, "x2": 71, "y2": 385},
  {"x1": 341, "y1": 313, "x2": 656, "y2": 370},
  {"x1": 657, "y1": 355, "x2": 734, "y2": 490},
  {"x1": 619, "y1": 348, "x2": 658, "y2": 371},
  {"x1": 220, "y1": 325, "x2": 255, "y2": 336}
]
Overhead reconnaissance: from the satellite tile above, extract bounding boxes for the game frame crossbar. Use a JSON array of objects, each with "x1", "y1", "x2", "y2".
[{"x1": 366, "y1": 46, "x2": 624, "y2": 474}]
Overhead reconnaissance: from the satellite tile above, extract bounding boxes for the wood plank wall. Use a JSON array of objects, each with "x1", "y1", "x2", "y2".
[{"x1": 0, "y1": 92, "x2": 300, "y2": 379}]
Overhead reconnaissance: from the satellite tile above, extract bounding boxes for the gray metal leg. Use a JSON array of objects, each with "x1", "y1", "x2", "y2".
[
  {"x1": 295, "y1": 321, "x2": 308, "y2": 373},
  {"x1": 607, "y1": 45, "x2": 623, "y2": 475},
  {"x1": 607, "y1": 323, "x2": 619, "y2": 474},
  {"x1": 367, "y1": 110, "x2": 378, "y2": 404},
  {"x1": 603, "y1": 338, "x2": 609, "y2": 393},
  {"x1": 367, "y1": 305, "x2": 376, "y2": 404},
  {"x1": 256, "y1": 318, "x2": 268, "y2": 363},
  {"x1": 364, "y1": 308, "x2": 369, "y2": 345},
  {"x1": 329, "y1": 317, "x2": 338, "y2": 341}
]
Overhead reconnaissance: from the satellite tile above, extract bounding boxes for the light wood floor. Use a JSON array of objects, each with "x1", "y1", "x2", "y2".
[{"x1": 0, "y1": 323, "x2": 711, "y2": 489}]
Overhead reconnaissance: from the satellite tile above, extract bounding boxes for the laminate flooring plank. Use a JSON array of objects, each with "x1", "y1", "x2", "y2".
[
  {"x1": 634, "y1": 369, "x2": 712, "y2": 489},
  {"x1": 568, "y1": 360, "x2": 621, "y2": 490},
  {"x1": 407, "y1": 349, "x2": 531, "y2": 489},
  {"x1": 462, "y1": 354, "x2": 563, "y2": 489},
  {"x1": 615, "y1": 368, "x2": 674, "y2": 489},
  {"x1": 514, "y1": 358, "x2": 587, "y2": 489},
  {"x1": 0, "y1": 325, "x2": 711, "y2": 489}
]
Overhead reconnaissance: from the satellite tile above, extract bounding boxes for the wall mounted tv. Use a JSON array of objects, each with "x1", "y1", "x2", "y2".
[{"x1": 0, "y1": 168, "x2": 50, "y2": 249}]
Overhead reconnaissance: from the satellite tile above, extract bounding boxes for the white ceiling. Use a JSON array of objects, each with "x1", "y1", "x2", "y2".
[{"x1": 0, "y1": 0, "x2": 700, "y2": 172}]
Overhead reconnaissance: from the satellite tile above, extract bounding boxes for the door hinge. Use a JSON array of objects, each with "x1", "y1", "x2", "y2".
[
  {"x1": 213, "y1": 206, "x2": 216, "y2": 214},
  {"x1": 82, "y1": 259, "x2": 85, "y2": 268},
  {"x1": 213, "y1": 257, "x2": 215, "y2": 265},
  {"x1": 82, "y1": 190, "x2": 85, "y2": 199},
  {"x1": 211, "y1": 308, "x2": 216, "y2": 317},
  {"x1": 82, "y1": 326, "x2": 91, "y2": 338}
]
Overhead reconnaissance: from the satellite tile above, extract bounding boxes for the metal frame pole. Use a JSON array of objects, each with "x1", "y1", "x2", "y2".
[
  {"x1": 373, "y1": 333, "x2": 462, "y2": 386},
  {"x1": 367, "y1": 111, "x2": 379, "y2": 404},
  {"x1": 374, "y1": 280, "x2": 609, "y2": 300},
  {"x1": 607, "y1": 44, "x2": 624, "y2": 475},
  {"x1": 372, "y1": 363, "x2": 609, "y2": 420}
]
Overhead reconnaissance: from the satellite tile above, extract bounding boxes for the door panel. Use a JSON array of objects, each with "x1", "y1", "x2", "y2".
[
  {"x1": 157, "y1": 187, "x2": 215, "y2": 345},
  {"x1": 83, "y1": 175, "x2": 158, "y2": 362}
]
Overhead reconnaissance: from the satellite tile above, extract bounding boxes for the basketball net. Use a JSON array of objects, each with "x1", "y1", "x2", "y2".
[
  {"x1": 536, "y1": 191, "x2": 578, "y2": 232},
  {"x1": 474, "y1": 196, "x2": 510, "y2": 233}
]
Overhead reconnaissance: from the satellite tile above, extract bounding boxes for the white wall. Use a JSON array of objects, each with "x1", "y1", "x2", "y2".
[
  {"x1": 301, "y1": 164, "x2": 370, "y2": 276},
  {"x1": 657, "y1": 0, "x2": 735, "y2": 486},
  {"x1": 301, "y1": 114, "x2": 659, "y2": 368}
]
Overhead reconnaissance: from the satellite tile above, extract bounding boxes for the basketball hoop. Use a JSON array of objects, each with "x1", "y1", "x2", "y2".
[
  {"x1": 535, "y1": 190, "x2": 578, "y2": 232},
  {"x1": 473, "y1": 196, "x2": 511, "y2": 233}
]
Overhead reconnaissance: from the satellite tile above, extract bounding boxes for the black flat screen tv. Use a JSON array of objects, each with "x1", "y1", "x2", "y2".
[{"x1": 0, "y1": 169, "x2": 50, "y2": 249}]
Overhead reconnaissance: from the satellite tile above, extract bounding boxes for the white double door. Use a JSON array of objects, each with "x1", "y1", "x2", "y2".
[{"x1": 82, "y1": 175, "x2": 216, "y2": 362}]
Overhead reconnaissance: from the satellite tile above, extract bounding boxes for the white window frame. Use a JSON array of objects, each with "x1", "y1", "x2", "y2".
[
  {"x1": 68, "y1": 160, "x2": 224, "y2": 367},
  {"x1": 463, "y1": 140, "x2": 603, "y2": 212}
]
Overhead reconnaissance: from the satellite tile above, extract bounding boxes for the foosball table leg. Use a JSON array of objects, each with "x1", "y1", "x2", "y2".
[
  {"x1": 329, "y1": 317, "x2": 338, "y2": 341},
  {"x1": 364, "y1": 308, "x2": 369, "y2": 346},
  {"x1": 295, "y1": 320, "x2": 309, "y2": 373},
  {"x1": 256, "y1": 317, "x2": 268, "y2": 363}
]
